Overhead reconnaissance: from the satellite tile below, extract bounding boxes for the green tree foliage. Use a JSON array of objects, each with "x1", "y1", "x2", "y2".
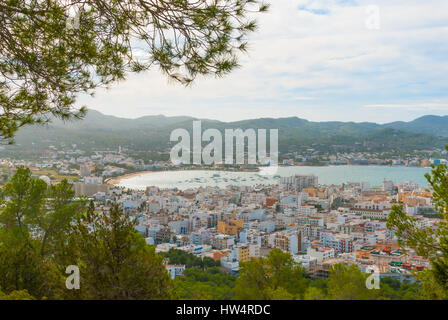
[
  {"x1": 0, "y1": 0, "x2": 268, "y2": 142},
  {"x1": 326, "y1": 264, "x2": 382, "y2": 300},
  {"x1": 303, "y1": 286, "x2": 327, "y2": 300},
  {"x1": 173, "y1": 267, "x2": 236, "y2": 300},
  {"x1": 163, "y1": 248, "x2": 220, "y2": 269},
  {"x1": 234, "y1": 250, "x2": 423, "y2": 300},
  {"x1": 0, "y1": 168, "x2": 172, "y2": 299},
  {"x1": 0, "y1": 288, "x2": 35, "y2": 300},
  {"x1": 303, "y1": 274, "x2": 422, "y2": 300},
  {"x1": 387, "y1": 148, "x2": 448, "y2": 299},
  {"x1": 235, "y1": 249, "x2": 307, "y2": 300},
  {"x1": 62, "y1": 202, "x2": 172, "y2": 299},
  {"x1": 377, "y1": 277, "x2": 421, "y2": 300},
  {"x1": 0, "y1": 167, "x2": 83, "y2": 298}
]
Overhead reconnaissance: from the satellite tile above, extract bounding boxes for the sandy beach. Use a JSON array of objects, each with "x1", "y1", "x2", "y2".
[
  {"x1": 106, "y1": 169, "x2": 198, "y2": 185},
  {"x1": 106, "y1": 171, "x2": 156, "y2": 185}
]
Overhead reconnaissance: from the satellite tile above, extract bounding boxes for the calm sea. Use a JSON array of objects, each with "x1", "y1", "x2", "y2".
[{"x1": 116, "y1": 166, "x2": 432, "y2": 191}]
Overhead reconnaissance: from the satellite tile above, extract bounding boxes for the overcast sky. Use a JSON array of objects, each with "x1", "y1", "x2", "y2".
[{"x1": 79, "y1": 0, "x2": 448, "y2": 123}]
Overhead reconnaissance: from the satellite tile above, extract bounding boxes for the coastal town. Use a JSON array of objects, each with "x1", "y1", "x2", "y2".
[
  {"x1": 0, "y1": 145, "x2": 441, "y2": 282},
  {"x1": 1, "y1": 0, "x2": 448, "y2": 307}
]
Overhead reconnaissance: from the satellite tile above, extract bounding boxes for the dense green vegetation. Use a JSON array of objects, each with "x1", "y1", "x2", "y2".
[
  {"x1": 162, "y1": 249, "x2": 220, "y2": 269},
  {"x1": 377, "y1": 277, "x2": 421, "y2": 300},
  {"x1": 161, "y1": 248, "x2": 423, "y2": 300},
  {"x1": 171, "y1": 249, "x2": 422, "y2": 300},
  {"x1": 174, "y1": 267, "x2": 237, "y2": 300},
  {"x1": 235, "y1": 249, "x2": 308, "y2": 299},
  {"x1": 0, "y1": 289, "x2": 35, "y2": 300},
  {"x1": 234, "y1": 250, "x2": 422, "y2": 300}
]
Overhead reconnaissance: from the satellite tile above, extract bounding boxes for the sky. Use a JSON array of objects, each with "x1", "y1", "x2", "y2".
[{"x1": 79, "y1": 0, "x2": 448, "y2": 123}]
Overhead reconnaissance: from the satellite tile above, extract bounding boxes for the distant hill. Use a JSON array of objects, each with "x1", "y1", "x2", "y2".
[
  {"x1": 385, "y1": 115, "x2": 448, "y2": 137},
  {"x1": 48, "y1": 109, "x2": 195, "y2": 131},
  {"x1": 5, "y1": 110, "x2": 448, "y2": 154}
]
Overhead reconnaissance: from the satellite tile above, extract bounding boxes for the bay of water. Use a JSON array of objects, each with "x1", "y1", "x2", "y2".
[{"x1": 116, "y1": 166, "x2": 432, "y2": 191}]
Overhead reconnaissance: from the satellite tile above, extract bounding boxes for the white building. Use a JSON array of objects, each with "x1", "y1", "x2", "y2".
[
  {"x1": 280, "y1": 174, "x2": 318, "y2": 191},
  {"x1": 165, "y1": 265, "x2": 186, "y2": 279},
  {"x1": 307, "y1": 246, "x2": 335, "y2": 263},
  {"x1": 293, "y1": 255, "x2": 318, "y2": 270}
]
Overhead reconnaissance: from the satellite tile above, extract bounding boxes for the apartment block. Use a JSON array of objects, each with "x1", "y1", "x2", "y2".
[
  {"x1": 210, "y1": 234, "x2": 235, "y2": 249},
  {"x1": 217, "y1": 219, "x2": 244, "y2": 235}
]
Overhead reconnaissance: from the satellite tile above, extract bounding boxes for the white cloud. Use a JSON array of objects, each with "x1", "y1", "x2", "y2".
[
  {"x1": 365, "y1": 103, "x2": 448, "y2": 110},
  {"x1": 79, "y1": 0, "x2": 448, "y2": 123}
]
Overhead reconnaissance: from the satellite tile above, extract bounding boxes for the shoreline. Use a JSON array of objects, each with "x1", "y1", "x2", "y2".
[
  {"x1": 106, "y1": 168, "x2": 258, "y2": 185},
  {"x1": 105, "y1": 168, "x2": 222, "y2": 185},
  {"x1": 106, "y1": 171, "x2": 156, "y2": 185},
  {"x1": 106, "y1": 164, "x2": 431, "y2": 186}
]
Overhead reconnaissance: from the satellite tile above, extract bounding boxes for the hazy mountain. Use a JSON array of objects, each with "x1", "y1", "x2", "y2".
[
  {"x1": 385, "y1": 115, "x2": 448, "y2": 137},
  {"x1": 49, "y1": 109, "x2": 195, "y2": 131},
  {"x1": 6, "y1": 110, "x2": 448, "y2": 154}
]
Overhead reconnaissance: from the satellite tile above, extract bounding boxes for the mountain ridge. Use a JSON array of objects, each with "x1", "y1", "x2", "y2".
[
  {"x1": 52, "y1": 109, "x2": 448, "y2": 135},
  {"x1": 6, "y1": 110, "x2": 448, "y2": 154}
]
